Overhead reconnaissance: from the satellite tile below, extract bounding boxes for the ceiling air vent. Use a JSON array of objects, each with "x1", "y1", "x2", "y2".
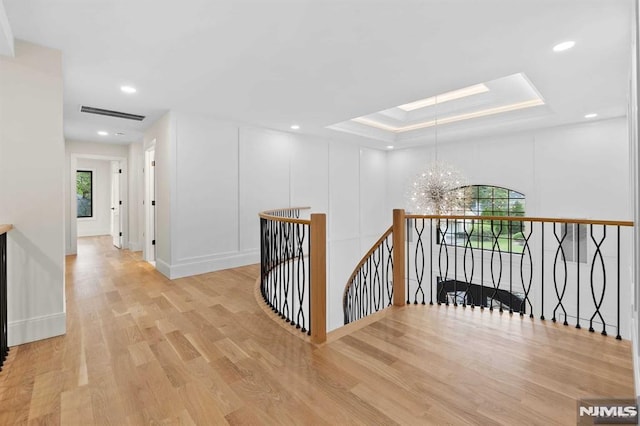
[{"x1": 80, "y1": 106, "x2": 145, "y2": 121}]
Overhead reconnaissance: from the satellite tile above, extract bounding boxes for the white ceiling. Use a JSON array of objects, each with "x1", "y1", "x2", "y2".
[
  {"x1": 329, "y1": 73, "x2": 548, "y2": 143},
  {"x1": 3, "y1": 0, "x2": 634, "y2": 148}
]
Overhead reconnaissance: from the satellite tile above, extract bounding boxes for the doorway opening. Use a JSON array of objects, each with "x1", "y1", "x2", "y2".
[{"x1": 70, "y1": 154, "x2": 127, "y2": 257}]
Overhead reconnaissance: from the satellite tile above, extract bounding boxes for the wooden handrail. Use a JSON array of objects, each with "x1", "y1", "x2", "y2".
[
  {"x1": 0, "y1": 225, "x2": 13, "y2": 235},
  {"x1": 405, "y1": 214, "x2": 634, "y2": 227},
  {"x1": 258, "y1": 207, "x2": 311, "y2": 225}
]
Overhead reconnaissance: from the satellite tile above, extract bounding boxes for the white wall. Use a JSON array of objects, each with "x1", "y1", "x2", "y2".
[
  {"x1": 0, "y1": 40, "x2": 65, "y2": 345},
  {"x1": 64, "y1": 140, "x2": 129, "y2": 255},
  {"x1": 76, "y1": 158, "x2": 111, "y2": 237},
  {"x1": 128, "y1": 142, "x2": 144, "y2": 251},
  {"x1": 144, "y1": 111, "x2": 388, "y2": 330},
  {"x1": 387, "y1": 117, "x2": 630, "y2": 221},
  {"x1": 143, "y1": 112, "x2": 173, "y2": 275}
]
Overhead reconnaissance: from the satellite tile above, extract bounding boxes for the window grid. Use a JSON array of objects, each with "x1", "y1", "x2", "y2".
[{"x1": 444, "y1": 185, "x2": 526, "y2": 254}]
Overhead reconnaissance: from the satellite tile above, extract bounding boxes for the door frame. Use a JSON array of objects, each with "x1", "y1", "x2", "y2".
[
  {"x1": 110, "y1": 160, "x2": 123, "y2": 248},
  {"x1": 69, "y1": 153, "x2": 127, "y2": 255},
  {"x1": 143, "y1": 142, "x2": 156, "y2": 263}
]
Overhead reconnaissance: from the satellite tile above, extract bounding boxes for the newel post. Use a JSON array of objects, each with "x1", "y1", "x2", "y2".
[
  {"x1": 392, "y1": 209, "x2": 406, "y2": 306},
  {"x1": 310, "y1": 213, "x2": 327, "y2": 344}
]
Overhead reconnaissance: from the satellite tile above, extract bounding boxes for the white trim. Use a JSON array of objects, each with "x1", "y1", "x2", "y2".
[
  {"x1": 633, "y1": 315, "x2": 640, "y2": 397},
  {"x1": 8, "y1": 312, "x2": 66, "y2": 346},
  {"x1": 631, "y1": 0, "x2": 640, "y2": 398},
  {"x1": 156, "y1": 258, "x2": 171, "y2": 277},
  {"x1": 158, "y1": 250, "x2": 259, "y2": 280},
  {"x1": 77, "y1": 228, "x2": 111, "y2": 237},
  {"x1": 144, "y1": 141, "x2": 156, "y2": 264}
]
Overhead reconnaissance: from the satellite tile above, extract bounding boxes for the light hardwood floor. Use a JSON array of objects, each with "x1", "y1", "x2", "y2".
[{"x1": 0, "y1": 236, "x2": 634, "y2": 425}]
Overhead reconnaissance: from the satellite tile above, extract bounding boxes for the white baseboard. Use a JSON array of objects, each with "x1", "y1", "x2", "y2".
[
  {"x1": 8, "y1": 312, "x2": 66, "y2": 346},
  {"x1": 77, "y1": 230, "x2": 110, "y2": 238},
  {"x1": 156, "y1": 258, "x2": 171, "y2": 278},
  {"x1": 162, "y1": 251, "x2": 259, "y2": 279}
]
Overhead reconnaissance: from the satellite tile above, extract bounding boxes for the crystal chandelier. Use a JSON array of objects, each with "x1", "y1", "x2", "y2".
[
  {"x1": 407, "y1": 95, "x2": 468, "y2": 215},
  {"x1": 409, "y1": 162, "x2": 467, "y2": 215}
]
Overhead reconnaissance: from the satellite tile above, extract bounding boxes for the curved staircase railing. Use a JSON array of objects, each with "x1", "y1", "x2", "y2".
[
  {"x1": 343, "y1": 226, "x2": 393, "y2": 324},
  {"x1": 343, "y1": 210, "x2": 634, "y2": 339},
  {"x1": 259, "y1": 207, "x2": 326, "y2": 343}
]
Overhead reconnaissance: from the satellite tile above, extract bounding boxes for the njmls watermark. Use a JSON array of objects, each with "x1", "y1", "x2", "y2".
[{"x1": 577, "y1": 399, "x2": 638, "y2": 425}]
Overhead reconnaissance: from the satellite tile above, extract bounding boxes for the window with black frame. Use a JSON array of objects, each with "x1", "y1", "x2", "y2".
[
  {"x1": 76, "y1": 170, "x2": 93, "y2": 218},
  {"x1": 441, "y1": 185, "x2": 526, "y2": 253}
]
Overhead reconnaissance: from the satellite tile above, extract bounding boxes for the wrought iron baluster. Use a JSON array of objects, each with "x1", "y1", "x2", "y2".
[
  {"x1": 306, "y1": 223, "x2": 311, "y2": 336},
  {"x1": 519, "y1": 220, "x2": 534, "y2": 318},
  {"x1": 361, "y1": 260, "x2": 369, "y2": 319},
  {"x1": 552, "y1": 222, "x2": 569, "y2": 326},
  {"x1": 290, "y1": 223, "x2": 297, "y2": 327},
  {"x1": 489, "y1": 220, "x2": 504, "y2": 311},
  {"x1": 278, "y1": 221, "x2": 283, "y2": 316},
  {"x1": 509, "y1": 221, "x2": 513, "y2": 314},
  {"x1": 541, "y1": 222, "x2": 545, "y2": 320},
  {"x1": 454, "y1": 219, "x2": 458, "y2": 306},
  {"x1": 414, "y1": 218, "x2": 426, "y2": 305},
  {"x1": 576, "y1": 224, "x2": 581, "y2": 329},
  {"x1": 1, "y1": 232, "x2": 7, "y2": 370},
  {"x1": 589, "y1": 224, "x2": 607, "y2": 336},
  {"x1": 296, "y1": 223, "x2": 306, "y2": 332},
  {"x1": 385, "y1": 236, "x2": 394, "y2": 307},
  {"x1": 481, "y1": 219, "x2": 484, "y2": 309},
  {"x1": 437, "y1": 219, "x2": 450, "y2": 305},
  {"x1": 282, "y1": 221, "x2": 291, "y2": 321},
  {"x1": 373, "y1": 248, "x2": 381, "y2": 311},
  {"x1": 463, "y1": 219, "x2": 474, "y2": 308},
  {"x1": 616, "y1": 226, "x2": 621, "y2": 340},
  {"x1": 404, "y1": 218, "x2": 410, "y2": 305},
  {"x1": 430, "y1": 218, "x2": 434, "y2": 305}
]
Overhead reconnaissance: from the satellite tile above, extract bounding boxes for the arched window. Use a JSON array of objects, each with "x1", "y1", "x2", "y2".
[{"x1": 443, "y1": 185, "x2": 526, "y2": 253}]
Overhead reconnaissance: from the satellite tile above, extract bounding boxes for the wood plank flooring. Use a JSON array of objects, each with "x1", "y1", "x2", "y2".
[{"x1": 0, "y1": 236, "x2": 634, "y2": 425}]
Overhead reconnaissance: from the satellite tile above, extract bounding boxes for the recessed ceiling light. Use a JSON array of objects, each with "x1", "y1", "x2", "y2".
[
  {"x1": 115, "y1": 132, "x2": 125, "y2": 136},
  {"x1": 398, "y1": 84, "x2": 489, "y2": 112},
  {"x1": 386, "y1": 145, "x2": 394, "y2": 150},
  {"x1": 290, "y1": 124, "x2": 300, "y2": 130},
  {"x1": 97, "y1": 130, "x2": 108, "y2": 136},
  {"x1": 120, "y1": 85, "x2": 137, "y2": 94},
  {"x1": 553, "y1": 41, "x2": 575, "y2": 52},
  {"x1": 584, "y1": 113, "x2": 598, "y2": 119}
]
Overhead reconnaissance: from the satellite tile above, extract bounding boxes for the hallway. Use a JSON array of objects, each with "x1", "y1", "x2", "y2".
[{"x1": 0, "y1": 236, "x2": 634, "y2": 425}]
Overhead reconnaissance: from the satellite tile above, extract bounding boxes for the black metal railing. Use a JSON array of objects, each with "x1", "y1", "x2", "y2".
[
  {"x1": 260, "y1": 208, "x2": 310, "y2": 335},
  {"x1": 343, "y1": 227, "x2": 394, "y2": 324},
  {"x1": 405, "y1": 214, "x2": 633, "y2": 339},
  {"x1": 341, "y1": 210, "x2": 633, "y2": 339},
  {"x1": 259, "y1": 207, "x2": 327, "y2": 343},
  {"x1": 1, "y1": 227, "x2": 10, "y2": 371}
]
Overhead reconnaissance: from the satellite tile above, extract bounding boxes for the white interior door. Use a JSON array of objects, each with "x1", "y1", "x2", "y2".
[{"x1": 111, "y1": 161, "x2": 122, "y2": 248}]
